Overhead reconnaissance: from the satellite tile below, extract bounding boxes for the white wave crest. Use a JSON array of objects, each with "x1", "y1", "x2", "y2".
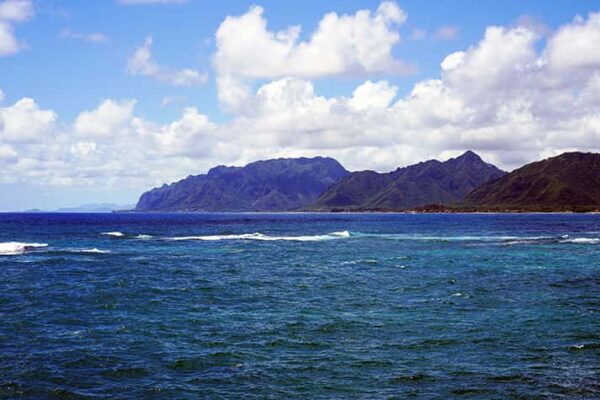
[
  {"x1": 79, "y1": 248, "x2": 111, "y2": 254},
  {"x1": 101, "y1": 231, "x2": 125, "y2": 237},
  {"x1": 135, "y1": 234, "x2": 153, "y2": 240},
  {"x1": 0, "y1": 242, "x2": 48, "y2": 255},
  {"x1": 560, "y1": 238, "x2": 600, "y2": 244},
  {"x1": 169, "y1": 230, "x2": 351, "y2": 242}
]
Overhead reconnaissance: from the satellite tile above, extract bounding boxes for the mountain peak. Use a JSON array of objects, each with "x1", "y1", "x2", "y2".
[
  {"x1": 310, "y1": 152, "x2": 506, "y2": 211},
  {"x1": 453, "y1": 150, "x2": 483, "y2": 164}
]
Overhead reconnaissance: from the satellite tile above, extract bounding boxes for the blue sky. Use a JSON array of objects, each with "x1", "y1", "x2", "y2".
[{"x1": 0, "y1": 0, "x2": 599, "y2": 210}]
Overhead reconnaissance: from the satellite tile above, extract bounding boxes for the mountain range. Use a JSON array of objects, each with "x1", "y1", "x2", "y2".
[
  {"x1": 134, "y1": 151, "x2": 600, "y2": 213},
  {"x1": 309, "y1": 151, "x2": 505, "y2": 211},
  {"x1": 135, "y1": 157, "x2": 348, "y2": 212}
]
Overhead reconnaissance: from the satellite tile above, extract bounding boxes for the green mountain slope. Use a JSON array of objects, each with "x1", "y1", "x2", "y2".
[
  {"x1": 309, "y1": 151, "x2": 506, "y2": 211},
  {"x1": 465, "y1": 152, "x2": 600, "y2": 211}
]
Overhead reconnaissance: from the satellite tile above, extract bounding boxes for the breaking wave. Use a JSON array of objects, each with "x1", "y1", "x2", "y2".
[
  {"x1": 352, "y1": 232, "x2": 599, "y2": 245},
  {"x1": 101, "y1": 231, "x2": 125, "y2": 237},
  {"x1": 0, "y1": 242, "x2": 49, "y2": 255},
  {"x1": 169, "y1": 230, "x2": 351, "y2": 242},
  {"x1": 560, "y1": 237, "x2": 600, "y2": 244},
  {"x1": 74, "y1": 248, "x2": 111, "y2": 254}
]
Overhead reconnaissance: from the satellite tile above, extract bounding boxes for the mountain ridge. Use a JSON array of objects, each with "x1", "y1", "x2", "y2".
[
  {"x1": 462, "y1": 151, "x2": 600, "y2": 211},
  {"x1": 135, "y1": 156, "x2": 349, "y2": 212},
  {"x1": 307, "y1": 151, "x2": 506, "y2": 211}
]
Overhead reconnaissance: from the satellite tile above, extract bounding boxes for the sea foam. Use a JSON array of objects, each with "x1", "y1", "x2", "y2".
[
  {"x1": 0, "y1": 242, "x2": 48, "y2": 255},
  {"x1": 560, "y1": 237, "x2": 600, "y2": 244},
  {"x1": 169, "y1": 230, "x2": 350, "y2": 242},
  {"x1": 79, "y1": 248, "x2": 111, "y2": 254},
  {"x1": 101, "y1": 231, "x2": 125, "y2": 237}
]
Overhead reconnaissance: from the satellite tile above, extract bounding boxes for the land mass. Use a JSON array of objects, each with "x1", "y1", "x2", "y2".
[
  {"x1": 460, "y1": 152, "x2": 600, "y2": 212},
  {"x1": 135, "y1": 157, "x2": 348, "y2": 212},
  {"x1": 134, "y1": 151, "x2": 600, "y2": 213},
  {"x1": 308, "y1": 151, "x2": 505, "y2": 211}
]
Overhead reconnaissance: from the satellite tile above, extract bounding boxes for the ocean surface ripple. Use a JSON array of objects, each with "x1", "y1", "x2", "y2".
[{"x1": 0, "y1": 212, "x2": 599, "y2": 399}]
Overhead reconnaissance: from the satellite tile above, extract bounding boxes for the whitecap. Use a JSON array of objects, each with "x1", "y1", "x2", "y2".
[
  {"x1": 560, "y1": 238, "x2": 599, "y2": 244},
  {"x1": 101, "y1": 231, "x2": 125, "y2": 237},
  {"x1": 135, "y1": 234, "x2": 153, "y2": 240},
  {"x1": 79, "y1": 248, "x2": 111, "y2": 254},
  {"x1": 0, "y1": 242, "x2": 48, "y2": 255},
  {"x1": 354, "y1": 233, "x2": 530, "y2": 242},
  {"x1": 169, "y1": 230, "x2": 351, "y2": 242}
]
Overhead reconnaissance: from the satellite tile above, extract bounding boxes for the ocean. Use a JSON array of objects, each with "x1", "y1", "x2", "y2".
[{"x1": 0, "y1": 213, "x2": 598, "y2": 398}]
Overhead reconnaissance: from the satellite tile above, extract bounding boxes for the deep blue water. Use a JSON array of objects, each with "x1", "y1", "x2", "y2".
[{"x1": 0, "y1": 213, "x2": 599, "y2": 399}]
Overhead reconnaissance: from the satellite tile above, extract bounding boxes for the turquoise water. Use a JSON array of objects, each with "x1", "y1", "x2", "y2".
[{"x1": 1, "y1": 213, "x2": 599, "y2": 398}]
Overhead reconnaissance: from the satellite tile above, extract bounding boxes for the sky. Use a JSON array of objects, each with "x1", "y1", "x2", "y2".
[{"x1": 0, "y1": 0, "x2": 599, "y2": 211}]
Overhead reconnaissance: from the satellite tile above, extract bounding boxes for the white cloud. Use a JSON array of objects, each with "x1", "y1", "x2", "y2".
[
  {"x1": 214, "y1": 1, "x2": 414, "y2": 112},
  {"x1": 74, "y1": 99, "x2": 136, "y2": 138},
  {"x1": 0, "y1": 0, "x2": 33, "y2": 56},
  {"x1": 69, "y1": 142, "x2": 98, "y2": 157},
  {"x1": 349, "y1": 80, "x2": 398, "y2": 111},
  {"x1": 544, "y1": 12, "x2": 600, "y2": 71},
  {"x1": 0, "y1": 0, "x2": 32, "y2": 21},
  {"x1": 127, "y1": 36, "x2": 207, "y2": 86},
  {"x1": 0, "y1": 98, "x2": 56, "y2": 143},
  {"x1": 214, "y1": 2, "x2": 412, "y2": 79},
  {"x1": 433, "y1": 25, "x2": 459, "y2": 41},
  {"x1": 59, "y1": 28, "x2": 109, "y2": 43}
]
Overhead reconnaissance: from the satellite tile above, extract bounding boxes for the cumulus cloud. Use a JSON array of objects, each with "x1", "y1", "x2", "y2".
[
  {"x1": 127, "y1": 36, "x2": 207, "y2": 86},
  {"x1": 214, "y1": 1, "x2": 415, "y2": 112},
  {"x1": 74, "y1": 99, "x2": 136, "y2": 138},
  {"x1": 59, "y1": 28, "x2": 109, "y2": 43},
  {"x1": 544, "y1": 12, "x2": 600, "y2": 71},
  {"x1": 1, "y1": 8, "x2": 600, "y2": 199},
  {"x1": 214, "y1": 2, "x2": 411, "y2": 78},
  {"x1": 349, "y1": 80, "x2": 398, "y2": 111},
  {"x1": 0, "y1": 0, "x2": 34, "y2": 56},
  {"x1": 0, "y1": 98, "x2": 56, "y2": 143}
]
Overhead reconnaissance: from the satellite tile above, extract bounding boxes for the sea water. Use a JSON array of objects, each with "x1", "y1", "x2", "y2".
[{"x1": 0, "y1": 213, "x2": 598, "y2": 398}]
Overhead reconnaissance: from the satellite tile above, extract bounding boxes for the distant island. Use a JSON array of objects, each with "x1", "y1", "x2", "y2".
[
  {"x1": 25, "y1": 203, "x2": 135, "y2": 213},
  {"x1": 134, "y1": 151, "x2": 600, "y2": 213}
]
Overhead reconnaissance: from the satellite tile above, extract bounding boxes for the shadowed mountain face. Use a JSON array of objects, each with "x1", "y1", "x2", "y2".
[
  {"x1": 135, "y1": 157, "x2": 349, "y2": 211},
  {"x1": 309, "y1": 151, "x2": 506, "y2": 211},
  {"x1": 465, "y1": 152, "x2": 600, "y2": 211}
]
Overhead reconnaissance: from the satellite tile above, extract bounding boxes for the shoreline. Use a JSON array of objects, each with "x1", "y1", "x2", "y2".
[{"x1": 3, "y1": 210, "x2": 599, "y2": 215}]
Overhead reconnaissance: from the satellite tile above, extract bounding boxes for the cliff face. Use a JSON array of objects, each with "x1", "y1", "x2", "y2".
[
  {"x1": 309, "y1": 151, "x2": 506, "y2": 211},
  {"x1": 465, "y1": 152, "x2": 600, "y2": 211},
  {"x1": 135, "y1": 157, "x2": 349, "y2": 211}
]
